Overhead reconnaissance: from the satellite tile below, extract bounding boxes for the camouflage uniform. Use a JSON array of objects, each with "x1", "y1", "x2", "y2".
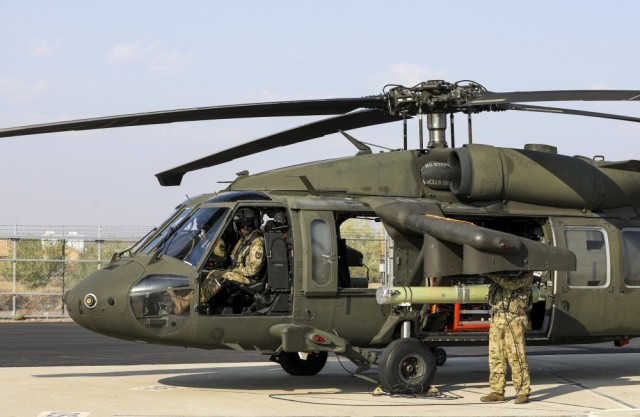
[
  {"x1": 207, "y1": 238, "x2": 229, "y2": 269},
  {"x1": 486, "y1": 271, "x2": 533, "y2": 397},
  {"x1": 200, "y1": 229, "x2": 265, "y2": 303}
]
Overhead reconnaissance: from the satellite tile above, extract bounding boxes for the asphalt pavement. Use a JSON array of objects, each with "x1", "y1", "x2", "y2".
[
  {"x1": 3, "y1": 321, "x2": 640, "y2": 367},
  {"x1": 3, "y1": 321, "x2": 640, "y2": 417}
]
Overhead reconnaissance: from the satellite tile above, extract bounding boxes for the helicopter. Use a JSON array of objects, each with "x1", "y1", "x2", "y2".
[{"x1": 3, "y1": 79, "x2": 640, "y2": 392}]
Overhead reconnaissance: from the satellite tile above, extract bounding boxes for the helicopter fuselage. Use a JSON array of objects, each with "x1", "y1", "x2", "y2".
[{"x1": 64, "y1": 145, "x2": 640, "y2": 358}]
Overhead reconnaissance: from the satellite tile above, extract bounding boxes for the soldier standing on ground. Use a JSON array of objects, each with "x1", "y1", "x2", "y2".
[{"x1": 481, "y1": 271, "x2": 534, "y2": 405}]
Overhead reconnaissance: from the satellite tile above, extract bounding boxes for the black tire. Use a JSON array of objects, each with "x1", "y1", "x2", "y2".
[
  {"x1": 277, "y1": 351, "x2": 328, "y2": 376},
  {"x1": 379, "y1": 338, "x2": 436, "y2": 393},
  {"x1": 432, "y1": 347, "x2": 447, "y2": 366}
]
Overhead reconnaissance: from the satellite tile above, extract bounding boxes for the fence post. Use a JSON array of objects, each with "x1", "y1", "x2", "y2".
[
  {"x1": 11, "y1": 236, "x2": 18, "y2": 317},
  {"x1": 97, "y1": 226, "x2": 102, "y2": 270},
  {"x1": 61, "y1": 238, "x2": 66, "y2": 316}
]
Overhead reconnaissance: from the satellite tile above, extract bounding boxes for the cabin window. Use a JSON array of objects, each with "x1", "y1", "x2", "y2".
[
  {"x1": 622, "y1": 228, "x2": 640, "y2": 287},
  {"x1": 310, "y1": 219, "x2": 332, "y2": 286},
  {"x1": 564, "y1": 227, "x2": 610, "y2": 288},
  {"x1": 338, "y1": 215, "x2": 383, "y2": 289}
]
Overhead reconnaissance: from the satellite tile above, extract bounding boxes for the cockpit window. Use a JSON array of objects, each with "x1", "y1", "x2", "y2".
[
  {"x1": 138, "y1": 207, "x2": 193, "y2": 255},
  {"x1": 182, "y1": 208, "x2": 228, "y2": 266},
  {"x1": 152, "y1": 207, "x2": 229, "y2": 266}
]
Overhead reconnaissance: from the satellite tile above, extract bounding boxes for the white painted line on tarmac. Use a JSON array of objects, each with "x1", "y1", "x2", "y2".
[{"x1": 37, "y1": 413, "x2": 90, "y2": 417}]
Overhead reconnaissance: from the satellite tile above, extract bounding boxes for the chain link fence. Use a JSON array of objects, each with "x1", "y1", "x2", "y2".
[
  {"x1": 0, "y1": 225, "x2": 151, "y2": 319},
  {"x1": 340, "y1": 219, "x2": 393, "y2": 285},
  {"x1": 0, "y1": 223, "x2": 391, "y2": 319}
]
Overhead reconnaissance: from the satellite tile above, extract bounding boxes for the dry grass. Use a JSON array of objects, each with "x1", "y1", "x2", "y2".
[{"x1": 0, "y1": 280, "x2": 65, "y2": 317}]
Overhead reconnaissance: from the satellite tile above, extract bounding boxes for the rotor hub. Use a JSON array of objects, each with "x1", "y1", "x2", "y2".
[{"x1": 385, "y1": 80, "x2": 488, "y2": 116}]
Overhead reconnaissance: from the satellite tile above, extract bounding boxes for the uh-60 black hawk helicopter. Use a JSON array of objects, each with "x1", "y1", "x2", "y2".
[{"x1": 3, "y1": 79, "x2": 640, "y2": 392}]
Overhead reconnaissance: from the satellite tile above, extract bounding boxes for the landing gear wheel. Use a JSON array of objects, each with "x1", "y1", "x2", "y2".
[
  {"x1": 276, "y1": 351, "x2": 328, "y2": 376},
  {"x1": 379, "y1": 338, "x2": 436, "y2": 393},
  {"x1": 432, "y1": 347, "x2": 447, "y2": 366}
]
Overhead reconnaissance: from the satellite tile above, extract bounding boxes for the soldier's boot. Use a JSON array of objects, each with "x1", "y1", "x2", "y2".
[
  {"x1": 514, "y1": 394, "x2": 529, "y2": 404},
  {"x1": 200, "y1": 279, "x2": 222, "y2": 304},
  {"x1": 168, "y1": 288, "x2": 193, "y2": 314},
  {"x1": 480, "y1": 392, "x2": 505, "y2": 402}
]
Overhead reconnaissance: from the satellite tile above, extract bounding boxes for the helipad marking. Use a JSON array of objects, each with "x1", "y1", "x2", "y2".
[
  {"x1": 131, "y1": 385, "x2": 180, "y2": 391},
  {"x1": 38, "y1": 413, "x2": 90, "y2": 417}
]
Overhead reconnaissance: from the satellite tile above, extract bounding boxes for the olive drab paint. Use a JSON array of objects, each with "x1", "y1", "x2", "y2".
[{"x1": 4, "y1": 79, "x2": 640, "y2": 394}]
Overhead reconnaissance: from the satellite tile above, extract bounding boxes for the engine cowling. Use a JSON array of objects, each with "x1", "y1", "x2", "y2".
[{"x1": 448, "y1": 144, "x2": 632, "y2": 210}]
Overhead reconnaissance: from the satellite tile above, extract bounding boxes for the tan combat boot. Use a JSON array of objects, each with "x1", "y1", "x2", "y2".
[
  {"x1": 480, "y1": 392, "x2": 505, "y2": 402},
  {"x1": 515, "y1": 394, "x2": 529, "y2": 404},
  {"x1": 168, "y1": 288, "x2": 193, "y2": 314}
]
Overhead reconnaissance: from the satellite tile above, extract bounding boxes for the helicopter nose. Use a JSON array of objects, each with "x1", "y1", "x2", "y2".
[
  {"x1": 64, "y1": 284, "x2": 103, "y2": 318},
  {"x1": 64, "y1": 259, "x2": 146, "y2": 334},
  {"x1": 63, "y1": 287, "x2": 79, "y2": 314}
]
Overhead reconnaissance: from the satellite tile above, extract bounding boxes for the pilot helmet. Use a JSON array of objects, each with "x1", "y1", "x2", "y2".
[{"x1": 233, "y1": 208, "x2": 259, "y2": 230}]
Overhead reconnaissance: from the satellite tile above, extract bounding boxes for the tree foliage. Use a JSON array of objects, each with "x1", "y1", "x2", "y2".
[
  {"x1": 0, "y1": 238, "x2": 136, "y2": 290},
  {"x1": 340, "y1": 218, "x2": 386, "y2": 283}
]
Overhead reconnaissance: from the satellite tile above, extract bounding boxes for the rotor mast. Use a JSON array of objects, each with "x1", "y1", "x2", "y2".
[
  {"x1": 385, "y1": 80, "x2": 487, "y2": 149},
  {"x1": 427, "y1": 113, "x2": 447, "y2": 148}
]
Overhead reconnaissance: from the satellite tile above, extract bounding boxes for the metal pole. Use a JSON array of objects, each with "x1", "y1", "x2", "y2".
[
  {"x1": 11, "y1": 234, "x2": 17, "y2": 317},
  {"x1": 403, "y1": 115, "x2": 408, "y2": 150},
  {"x1": 61, "y1": 239, "x2": 66, "y2": 316},
  {"x1": 401, "y1": 320, "x2": 412, "y2": 338},
  {"x1": 98, "y1": 226, "x2": 103, "y2": 269},
  {"x1": 418, "y1": 109, "x2": 424, "y2": 149},
  {"x1": 450, "y1": 113, "x2": 455, "y2": 148}
]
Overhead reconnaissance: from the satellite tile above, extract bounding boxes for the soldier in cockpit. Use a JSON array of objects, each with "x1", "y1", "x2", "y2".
[{"x1": 169, "y1": 208, "x2": 264, "y2": 314}]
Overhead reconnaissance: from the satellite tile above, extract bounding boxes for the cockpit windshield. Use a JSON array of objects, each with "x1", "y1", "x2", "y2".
[
  {"x1": 138, "y1": 207, "x2": 194, "y2": 255},
  {"x1": 142, "y1": 207, "x2": 229, "y2": 266}
]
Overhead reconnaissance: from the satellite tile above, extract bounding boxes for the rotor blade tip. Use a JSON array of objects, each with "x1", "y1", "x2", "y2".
[{"x1": 156, "y1": 172, "x2": 184, "y2": 186}]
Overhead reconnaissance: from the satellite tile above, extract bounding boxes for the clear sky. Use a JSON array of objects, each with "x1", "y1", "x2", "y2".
[{"x1": 2, "y1": 1, "x2": 640, "y2": 227}]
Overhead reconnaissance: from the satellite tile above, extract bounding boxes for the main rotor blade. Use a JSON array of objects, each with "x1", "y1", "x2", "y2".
[
  {"x1": 0, "y1": 97, "x2": 386, "y2": 138},
  {"x1": 501, "y1": 103, "x2": 640, "y2": 123},
  {"x1": 467, "y1": 90, "x2": 640, "y2": 105},
  {"x1": 156, "y1": 109, "x2": 402, "y2": 186}
]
